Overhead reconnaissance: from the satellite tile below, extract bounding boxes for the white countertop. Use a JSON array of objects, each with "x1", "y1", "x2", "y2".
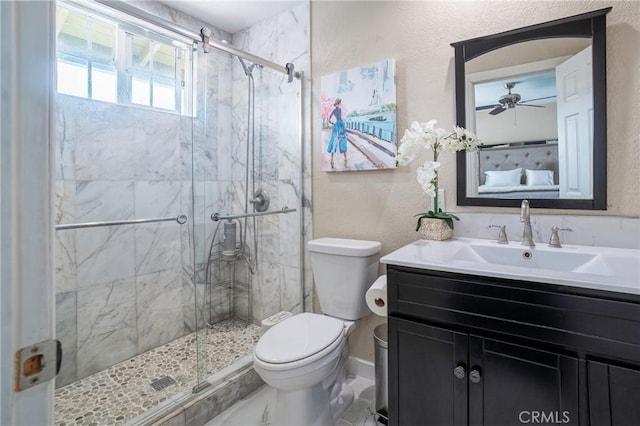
[{"x1": 380, "y1": 238, "x2": 640, "y2": 296}]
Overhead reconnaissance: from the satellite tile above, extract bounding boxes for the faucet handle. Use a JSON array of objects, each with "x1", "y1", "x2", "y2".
[
  {"x1": 489, "y1": 225, "x2": 509, "y2": 244},
  {"x1": 520, "y1": 199, "x2": 530, "y2": 223},
  {"x1": 548, "y1": 226, "x2": 573, "y2": 248}
]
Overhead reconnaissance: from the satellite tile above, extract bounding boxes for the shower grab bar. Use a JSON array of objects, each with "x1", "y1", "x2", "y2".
[
  {"x1": 211, "y1": 207, "x2": 296, "y2": 222},
  {"x1": 56, "y1": 214, "x2": 188, "y2": 230}
]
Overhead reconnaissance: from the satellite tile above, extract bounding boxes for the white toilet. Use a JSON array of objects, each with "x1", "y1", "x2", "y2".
[{"x1": 253, "y1": 237, "x2": 381, "y2": 426}]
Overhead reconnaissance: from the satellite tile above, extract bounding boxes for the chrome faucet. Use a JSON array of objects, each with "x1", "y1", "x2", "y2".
[
  {"x1": 520, "y1": 200, "x2": 535, "y2": 247},
  {"x1": 489, "y1": 225, "x2": 509, "y2": 244},
  {"x1": 548, "y1": 226, "x2": 573, "y2": 248}
]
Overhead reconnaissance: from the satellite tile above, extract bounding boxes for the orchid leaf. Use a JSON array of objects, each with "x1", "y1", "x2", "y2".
[
  {"x1": 414, "y1": 211, "x2": 458, "y2": 231},
  {"x1": 443, "y1": 217, "x2": 454, "y2": 229}
]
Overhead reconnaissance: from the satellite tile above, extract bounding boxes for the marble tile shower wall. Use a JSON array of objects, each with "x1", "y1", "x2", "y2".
[
  {"x1": 188, "y1": 46, "x2": 234, "y2": 333},
  {"x1": 225, "y1": 3, "x2": 312, "y2": 324},
  {"x1": 55, "y1": 96, "x2": 191, "y2": 387},
  {"x1": 53, "y1": 2, "x2": 234, "y2": 388},
  {"x1": 134, "y1": 0, "x2": 239, "y2": 337}
]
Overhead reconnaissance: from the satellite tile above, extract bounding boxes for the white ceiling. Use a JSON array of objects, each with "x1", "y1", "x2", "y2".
[{"x1": 161, "y1": 0, "x2": 305, "y2": 34}]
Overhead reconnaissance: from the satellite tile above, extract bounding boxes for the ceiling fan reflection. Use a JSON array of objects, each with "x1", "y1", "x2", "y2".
[{"x1": 476, "y1": 82, "x2": 556, "y2": 116}]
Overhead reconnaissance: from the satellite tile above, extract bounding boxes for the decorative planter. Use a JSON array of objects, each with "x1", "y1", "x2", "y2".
[{"x1": 419, "y1": 218, "x2": 453, "y2": 241}]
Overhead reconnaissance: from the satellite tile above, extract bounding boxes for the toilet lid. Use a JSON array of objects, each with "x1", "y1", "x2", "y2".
[{"x1": 255, "y1": 313, "x2": 344, "y2": 364}]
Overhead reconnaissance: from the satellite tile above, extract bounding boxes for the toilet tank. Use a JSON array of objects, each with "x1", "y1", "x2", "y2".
[{"x1": 308, "y1": 238, "x2": 382, "y2": 321}]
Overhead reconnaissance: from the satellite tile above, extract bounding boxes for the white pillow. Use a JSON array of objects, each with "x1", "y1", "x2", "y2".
[
  {"x1": 525, "y1": 169, "x2": 554, "y2": 186},
  {"x1": 484, "y1": 168, "x2": 522, "y2": 187}
]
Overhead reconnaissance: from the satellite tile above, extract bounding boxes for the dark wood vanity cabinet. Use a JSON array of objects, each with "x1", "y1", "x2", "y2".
[
  {"x1": 587, "y1": 361, "x2": 640, "y2": 426},
  {"x1": 386, "y1": 266, "x2": 640, "y2": 426},
  {"x1": 392, "y1": 319, "x2": 468, "y2": 426},
  {"x1": 391, "y1": 318, "x2": 580, "y2": 425}
]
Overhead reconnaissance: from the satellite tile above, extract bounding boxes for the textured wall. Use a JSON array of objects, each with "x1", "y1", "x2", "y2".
[{"x1": 311, "y1": 1, "x2": 640, "y2": 361}]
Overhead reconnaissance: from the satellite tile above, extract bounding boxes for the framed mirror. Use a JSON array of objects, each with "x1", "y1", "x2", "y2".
[{"x1": 451, "y1": 8, "x2": 611, "y2": 209}]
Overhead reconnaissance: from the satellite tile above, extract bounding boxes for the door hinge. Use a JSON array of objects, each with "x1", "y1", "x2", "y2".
[{"x1": 14, "y1": 339, "x2": 62, "y2": 391}]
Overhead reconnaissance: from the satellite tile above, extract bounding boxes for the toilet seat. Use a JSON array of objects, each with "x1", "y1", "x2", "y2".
[{"x1": 255, "y1": 313, "x2": 344, "y2": 369}]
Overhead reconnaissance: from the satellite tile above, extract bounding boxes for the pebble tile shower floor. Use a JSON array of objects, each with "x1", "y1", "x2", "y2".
[{"x1": 55, "y1": 319, "x2": 260, "y2": 426}]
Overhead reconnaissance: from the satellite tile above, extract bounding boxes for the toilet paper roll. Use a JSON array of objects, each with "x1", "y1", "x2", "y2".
[{"x1": 365, "y1": 274, "x2": 387, "y2": 317}]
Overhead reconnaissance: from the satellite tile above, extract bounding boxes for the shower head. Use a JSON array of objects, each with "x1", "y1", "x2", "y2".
[
  {"x1": 238, "y1": 57, "x2": 262, "y2": 76},
  {"x1": 220, "y1": 40, "x2": 261, "y2": 76},
  {"x1": 238, "y1": 56, "x2": 252, "y2": 76}
]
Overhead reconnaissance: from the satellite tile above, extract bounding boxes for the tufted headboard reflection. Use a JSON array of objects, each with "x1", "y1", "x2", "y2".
[{"x1": 478, "y1": 142, "x2": 559, "y2": 185}]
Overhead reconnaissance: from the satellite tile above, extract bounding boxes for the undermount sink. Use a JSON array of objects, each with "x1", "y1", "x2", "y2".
[{"x1": 380, "y1": 237, "x2": 640, "y2": 295}]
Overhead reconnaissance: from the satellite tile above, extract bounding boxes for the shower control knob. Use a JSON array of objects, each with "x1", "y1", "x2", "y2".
[{"x1": 251, "y1": 189, "x2": 270, "y2": 212}]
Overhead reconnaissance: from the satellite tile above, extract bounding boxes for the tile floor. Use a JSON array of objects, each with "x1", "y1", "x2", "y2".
[
  {"x1": 55, "y1": 319, "x2": 260, "y2": 426},
  {"x1": 206, "y1": 371, "x2": 384, "y2": 426}
]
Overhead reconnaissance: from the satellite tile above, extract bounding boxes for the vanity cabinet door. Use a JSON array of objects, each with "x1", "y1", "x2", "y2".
[
  {"x1": 388, "y1": 317, "x2": 468, "y2": 426},
  {"x1": 588, "y1": 360, "x2": 640, "y2": 426},
  {"x1": 468, "y1": 336, "x2": 580, "y2": 426}
]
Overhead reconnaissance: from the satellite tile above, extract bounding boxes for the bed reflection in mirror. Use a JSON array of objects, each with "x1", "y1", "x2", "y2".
[{"x1": 464, "y1": 38, "x2": 593, "y2": 200}]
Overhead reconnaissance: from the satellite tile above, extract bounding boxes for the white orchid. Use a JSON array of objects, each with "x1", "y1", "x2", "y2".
[
  {"x1": 396, "y1": 131, "x2": 423, "y2": 166},
  {"x1": 397, "y1": 120, "x2": 436, "y2": 165},
  {"x1": 416, "y1": 161, "x2": 439, "y2": 197},
  {"x1": 396, "y1": 120, "x2": 481, "y2": 230},
  {"x1": 451, "y1": 126, "x2": 481, "y2": 151}
]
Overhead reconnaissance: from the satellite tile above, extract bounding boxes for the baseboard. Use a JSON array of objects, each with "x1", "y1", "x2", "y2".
[{"x1": 346, "y1": 356, "x2": 375, "y2": 382}]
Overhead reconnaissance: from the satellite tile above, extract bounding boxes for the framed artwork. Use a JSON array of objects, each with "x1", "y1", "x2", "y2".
[{"x1": 320, "y1": 59, "x2": 397, "y2": 172}]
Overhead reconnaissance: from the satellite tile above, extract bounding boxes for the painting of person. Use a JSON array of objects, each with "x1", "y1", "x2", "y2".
[
  {"x1": 326, "y1": 98, "x2": 348, "y2": 169},
  {"x1": 320, "y1": 59, "x2": 397, "y2": 172}
]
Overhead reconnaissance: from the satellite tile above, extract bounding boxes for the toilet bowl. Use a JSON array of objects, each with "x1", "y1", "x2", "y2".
[
  {"x1": 252, "y1": 238, "x2": 382, "y2": 426},
  {"x1": 253, "y1": 313, "x2": 354, "y2": 425}
]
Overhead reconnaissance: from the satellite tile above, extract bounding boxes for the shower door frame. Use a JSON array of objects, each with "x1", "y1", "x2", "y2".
[{"x1": 1, "y1": 1, "x2": 57, "y2": 424}]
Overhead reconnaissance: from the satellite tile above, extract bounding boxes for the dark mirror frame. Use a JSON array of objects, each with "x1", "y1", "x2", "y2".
[{"x1": 451, "y1": 7, "x2": 611, "y2": 209}]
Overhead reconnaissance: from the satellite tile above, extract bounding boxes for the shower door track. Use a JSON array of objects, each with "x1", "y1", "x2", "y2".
[{"x1": 94, "y1": 0, "x2": 302, "y2": 80}]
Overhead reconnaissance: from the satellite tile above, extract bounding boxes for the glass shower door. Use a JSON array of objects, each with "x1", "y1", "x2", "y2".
[
  {"x1": 191, "y1": 46, "x2": 305, "y2": 389},
  {"x1": 53, "y1": 3, "x2": 200, "y2": 422}
]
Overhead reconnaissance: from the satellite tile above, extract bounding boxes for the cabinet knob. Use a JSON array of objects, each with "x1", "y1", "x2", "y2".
[
  {"x1": 469, "y1": 368, "x2": 482, "y2": 384},
  {"x1": 454, "y1": 364, "x2": 466, "y2": 379}
]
